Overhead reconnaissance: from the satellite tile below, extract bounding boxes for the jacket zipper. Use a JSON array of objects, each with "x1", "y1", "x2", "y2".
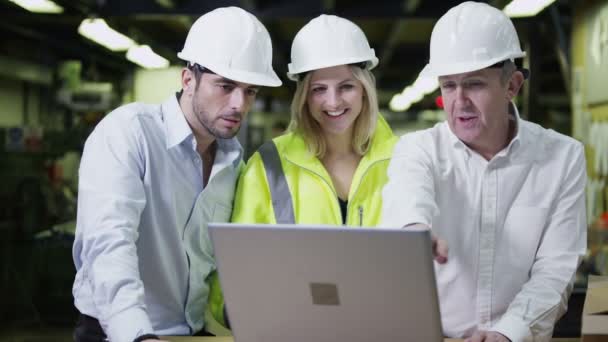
[
  {"x1": 358, "y1": 206, "x2": 363, "y2": 226},
  {"x1": 291, "y1": 157, "x2": 389, "y2": 226},
  {"x1": 347, "y1": 158, "x2": 389, "y2": 226}
]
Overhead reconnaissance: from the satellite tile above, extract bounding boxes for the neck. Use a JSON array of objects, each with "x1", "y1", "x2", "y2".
[
  {"x1": 179, "y1": 92, "x2": 215, "y2": 155},
  {"x1": 471, "y1": 117, "x2": 515, "y2": 161},
  {"x1": 324, "y1": 128, "x2": 355, "y2": 158}
]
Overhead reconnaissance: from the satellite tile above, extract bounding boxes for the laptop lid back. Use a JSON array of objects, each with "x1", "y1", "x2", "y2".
[{"x1": 209, "y1": 223, "x2": 443, "y2": 342}]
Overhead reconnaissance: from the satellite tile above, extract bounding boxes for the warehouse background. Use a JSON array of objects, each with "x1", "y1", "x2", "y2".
[{"x1": 0, "y1": 0, "x2": 607, "y2": 339}]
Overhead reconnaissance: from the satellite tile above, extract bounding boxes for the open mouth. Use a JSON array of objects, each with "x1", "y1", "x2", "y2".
[
  {"x1": 457, "y1": 116, "x2": 477, "y2": 123},
  {"x1": 325, "y1": 109, "x2": 348, "y2": 117}
]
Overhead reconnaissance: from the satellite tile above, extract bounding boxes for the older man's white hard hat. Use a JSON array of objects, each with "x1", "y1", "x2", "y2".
[{"x1": 420, "y1": 1, "x2": 526, "y2": 78}]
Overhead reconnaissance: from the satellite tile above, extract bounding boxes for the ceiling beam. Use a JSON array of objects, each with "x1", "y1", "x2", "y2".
[
  {"x1": 239, "y1": 0, "x2": 257, "y2": 12},
  {"x1": 322, "y1": 0, "x2": 335, "y2": 13},
  {"x1": 375, "y1": 20, "x2": 408, "y2": 84},
  {"x1": 0, "y1": 20, "x2": 132, "y2": 72}
]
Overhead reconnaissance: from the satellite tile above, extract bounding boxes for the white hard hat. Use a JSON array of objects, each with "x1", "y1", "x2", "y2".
[
  {"x1": 420, "y1": 1, "x2": 526, "y2": 78},
  {"x1": 177, "y1": 7, "x2": 282, "y2": 87},
  {"x1": 287, "y1": 14, "x2": 378, "y2": 81}
]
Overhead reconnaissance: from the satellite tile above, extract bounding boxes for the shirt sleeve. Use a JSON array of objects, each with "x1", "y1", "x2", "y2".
[
  {"x1": 231, "y1": 152, "x2": 277, "y2": 224},
  {"x1": 74, "y1": 114, "x2": 154, "y2": 342},
  {"x1": 380, "y1": 132, "x2": 439, "y2": 228},
  {"x1": 492, "y1": 143, "x2": 587, "y2": 341}
]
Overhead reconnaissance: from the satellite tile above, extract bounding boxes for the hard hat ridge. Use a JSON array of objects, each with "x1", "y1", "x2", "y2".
[
  {"x1": 420, "y1": 1, "x2": 526, "y2": 78},
  {"x1": 287, "y1": 14, "x2": 378, "y2": 81},
  {"x1": 177, "y1": 6, "x2": 282, "y2": 87}
]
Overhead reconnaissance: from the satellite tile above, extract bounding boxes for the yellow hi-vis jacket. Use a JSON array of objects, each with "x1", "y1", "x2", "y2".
[{"x1": 204, "y1": 115, "x2": 397, "y2": 334}]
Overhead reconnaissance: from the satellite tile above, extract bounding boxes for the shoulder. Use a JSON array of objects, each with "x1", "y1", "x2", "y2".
[
  {"x1": 520, "y1": 120, "x2": 583, "y2": 158},
  {"x1": 393, "y1": 122, "x2": 446, "y2": 156},
  {"x1": 271, "y1": 132, "x2": 299, "y2": 151},
  {"x1": 92, "y1": 102, "x2": 161, "y2": 140}
]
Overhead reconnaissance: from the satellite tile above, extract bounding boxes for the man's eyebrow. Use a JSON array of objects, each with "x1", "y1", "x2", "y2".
[
  {"x1": 440, "y1": 72, "x2": 489, "y2": 82},
  {"x1": 214, "y1": 78, "x2": 237, "y2": 85},
  {"x1": 215, "y1": 78, "x2": 259, "y2": 90}
]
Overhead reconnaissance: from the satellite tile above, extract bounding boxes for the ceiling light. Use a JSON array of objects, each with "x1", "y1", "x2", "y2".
[
  {"x1": 390, "y1": 75, "x2": 439, "y2": 112},
  {"x1": 78, "y1": 18, "x2": 135, "y2": 51},
  {"x1": 390, "y1": 93, "x2": 411, "y2": 112},
  {"x1": 503, "y1": 0, "x2": 556, "y2": 18},
  {"x1": 412, "y1": 77, "x2": 439, "y2": 95},
  {"x1": 8, "y1": 0, "x2": 63, "y2": 13},
  {"x1": 126, "y1": 45, "x2": 170, "y2": 69}
]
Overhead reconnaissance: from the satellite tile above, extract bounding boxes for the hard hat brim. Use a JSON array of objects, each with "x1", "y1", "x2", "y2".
[
  {"x1": 178, "y1": 53, "x2": 282, "y2": 87},
  {"x1": 419, "y1": 52, "x2": 526, "y2": 78},
  {"x1": 286, "y1": 55, "x2": 379, "y2": 81}
]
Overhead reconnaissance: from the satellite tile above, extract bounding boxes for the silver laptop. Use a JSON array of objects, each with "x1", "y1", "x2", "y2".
[{"x1": 208, "y1": 223, "x2": 443, "y2": 342}]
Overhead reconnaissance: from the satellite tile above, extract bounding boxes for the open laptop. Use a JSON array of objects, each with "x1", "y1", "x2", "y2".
[{"x1": 208, "y1": 223, "x2": 443, "y2": 342}]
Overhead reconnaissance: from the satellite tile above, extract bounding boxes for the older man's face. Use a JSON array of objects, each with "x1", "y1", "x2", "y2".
[{"x1": 439, "y1": 68, "x2": 522, "y2": 155}]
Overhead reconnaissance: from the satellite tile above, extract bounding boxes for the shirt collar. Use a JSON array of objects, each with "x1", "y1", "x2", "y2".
[
  {"x1": 162, "y1": 93, "x2": 243, "y2": 168},
  {"x1": 498, "y1": 101, "x2": 522, "y2": 157},
  {"x1": 215, "y1": 138, "x2": 244, "y2": 170},
  {"x1": 162, "y1": 93, "x2": 193, "y2": 150}
]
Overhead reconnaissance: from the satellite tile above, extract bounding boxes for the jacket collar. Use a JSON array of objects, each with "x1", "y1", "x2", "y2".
[{"x1": 278, "y1": 114, "x2": 396, "y2": 170}]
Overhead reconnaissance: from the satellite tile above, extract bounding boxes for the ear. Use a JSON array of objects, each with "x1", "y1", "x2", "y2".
[
  {"x1": 181, "y1": 68, "x2": 195, "y2": 97},
  {"x1": 506, "y1": 71, "x2": 524, "y2": 101}
]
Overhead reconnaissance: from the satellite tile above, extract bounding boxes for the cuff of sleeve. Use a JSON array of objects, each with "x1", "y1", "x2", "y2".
[
  {"x1": 105, "y1": 307, "x2": 154, "y2": 342},
  {"x1": 491, "y1": 314, "x2": 532, "y2": 342}
]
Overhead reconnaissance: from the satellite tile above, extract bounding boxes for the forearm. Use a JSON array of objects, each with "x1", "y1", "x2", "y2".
[
  {"x1": 492, "y1": 254, "x2": 580, "y2": 341},
  {"x1": 381, "y1": 144, "x2": 438, "y2": 228},
  {"x1": 82, "y1": 217, "x2": 154, "y2": 341}
]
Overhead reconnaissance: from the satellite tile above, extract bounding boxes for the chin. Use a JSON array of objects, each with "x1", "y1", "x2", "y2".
[
  {"x1": 454, "y1": 127, "x2": 480, "y2": 141},
  {"x1": 324, "y1": 128, "x2": 348, "y2": 136},
  {"x1": 215, "y1": 130, "x2": 238, "y2": 139}
]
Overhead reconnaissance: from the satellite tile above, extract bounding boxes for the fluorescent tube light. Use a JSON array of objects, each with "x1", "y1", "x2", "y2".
[
  {"x1": 390, "y1": 75, "x2": 439, "y2": 112},
  {"x1": 78, "y1": 18, "x2": 135, "y2": 51},
  {"x1": 503, "y1": 0, "x2": 556, "y2": 18},
  {"x1": 126, "y1": 45, "x2": 170, "y2": 69},
  {"x1": 8, "y1": 0, "x2": 63, "y2": 13}
]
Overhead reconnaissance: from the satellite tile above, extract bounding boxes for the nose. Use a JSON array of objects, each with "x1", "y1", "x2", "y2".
[
  {"x1": 454, "y1": 86, "x2": 470, "y2": 108},
  {"x1": 325, "y1": 88, "x2": 342, "y2": 109},
  {"x1": 229, "y1": 89, "x2": 247, "y2": 112}
]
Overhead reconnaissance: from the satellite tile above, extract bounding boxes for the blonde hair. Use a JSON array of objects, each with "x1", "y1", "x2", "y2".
[{"x1": 288, "y1": 65, "x2": 378, "y2": 158}]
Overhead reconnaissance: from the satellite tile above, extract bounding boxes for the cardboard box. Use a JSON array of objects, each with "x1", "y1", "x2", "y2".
[{"x1": 582, "y1": 275, "x2": 608, "y2": 341}]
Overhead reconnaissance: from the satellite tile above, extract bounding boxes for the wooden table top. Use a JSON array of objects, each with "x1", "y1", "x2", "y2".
[{"x1": 165, "y1": 337, "x2": 580, "y2": 342}]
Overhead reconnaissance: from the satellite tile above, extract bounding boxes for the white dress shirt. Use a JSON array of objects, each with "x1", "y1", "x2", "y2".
[
  {"x1": 72, "y1": 94, "x2": 242, "y2": 342},
  {"x1": 382, "y1": 109, "x2": 586, "y2": 342}
]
